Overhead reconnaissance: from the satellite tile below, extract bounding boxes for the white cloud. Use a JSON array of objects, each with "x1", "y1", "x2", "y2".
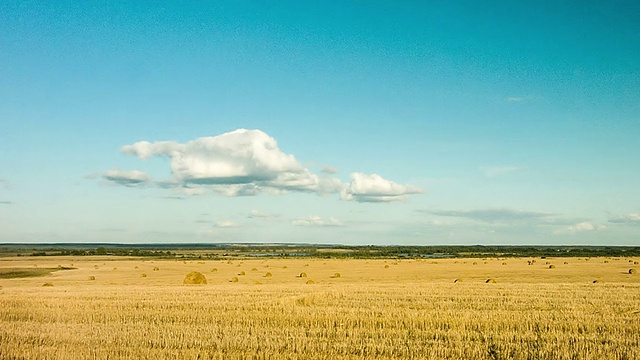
[
  {"x1": 214, "y1": 221, "x2": 240, "y2": 228},
  {"x1": 609, "y1": 213, "x2": 640, "y2": 224},
  {"x1": 480, "y1": 166, "x2": 524, "y2": 178},
  {"x1": 118, "y1": 129, "x2": 341, "y2": 196},
  {"x1": 292, "y1": 216, "x2": 342, "y2": 227},
  {"x1": 248, "y1": 210, "x2": 280, "y2": 219},
  {"x1": 505, "y1": 96, "x2": 531, "y2": 103},
  {"x1": 340, "y1": 173, "x2": 423, "y2": 203},
  {"x1": 556, "y1": 222, "x2": 606, "y2": 234},
  {"x1": 103, "y1": 169, "x2": 150, "y2": 187}
]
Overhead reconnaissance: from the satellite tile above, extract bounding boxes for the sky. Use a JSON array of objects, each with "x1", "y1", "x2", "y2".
[{"x1": 1, "y1": 1, "x2": 639, "y2": 245}]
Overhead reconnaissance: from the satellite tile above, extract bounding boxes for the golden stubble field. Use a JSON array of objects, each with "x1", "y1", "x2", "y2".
[{"x1": 1, "y1": 256, "x2": 639, "y2": 359}]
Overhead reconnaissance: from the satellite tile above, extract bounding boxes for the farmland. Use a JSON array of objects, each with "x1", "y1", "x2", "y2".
[{"x1": 1, "y1": 255, "x2": 639, "y2": 359}]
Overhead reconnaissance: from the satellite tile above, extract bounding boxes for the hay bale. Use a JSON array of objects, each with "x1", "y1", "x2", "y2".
[
  {"x1": 113, "y1": 267, "x2": 117, "y2": 271},
  {"x1": 501, "y1": 262, "x2": 507, "y2": 266},
  {"x1": 593, "y1": 280, "x2": 601, "y2": 284},
  {"x1": 153, "y1": 267, "x2": 159, "y2": 271},
  {"x1": 251, "y1": 268, "x2": 258, "y2": 271},
  {"x1": 140, "y1": 273, "x2": 147, "y2": 278},
  {"x1": 604, "y1": 260, "x2": 609, "y2": 263},
  {"x1": 629, "y1": 269, "x2": 637, "y2": 275},
  {"x1": 453, "y1": 279, "x2": 462, "y2": 283},
  {"x1": 563, "y1": 262, "x2": 569, "y2": 265},
  {"x1": 384, "y1": 264, "x2": 390, "y2": 268},
  {"x1": 283, "y1": 266, "x2": 288, "y2": 269},
  {"x1": 634, "y1": 261, "x2": 639, "y2": 265},
  {"x1": 485, "y1": 278, "x2": 496, "y2": 283},
  {"x1": 211, "y1": 268, "x2": 218, "y2": 272},
  {"x1": 306, "y1": 280, "x2": 315, "y2": 284},
  {"x1": 88, "y1": 276, "x2": 96, "y2": 281},
  {"x1": 183, "y1": 271, "x2": 207, "y2": 285},
  {"x1": 230, "y1": 277, "x2": 239, "y2": 283},
  {"x1": 472, "y1": 262, "x2": 478, "y2": 265},
  {"x1": 548, "y1": 265, "x2": 555, "y2": 269},
  {"x1": 42, "y1": 283, "x2": 53, "y2": 287},
  {"x1": 238, "y1": 271, "x2": 246, "y2": 276},
  {"x1": 94, "y1": 265, "x2": 99, "y2": 269},
  {"x1": 332, "y1": 273, "x2": 341, "y2": 278},
  {"x1": 264, "y1": 272, "x2": 272, "y2": 277},
  {"x1": 298, "y1": 272, "x2": 308, "y2": 278}
]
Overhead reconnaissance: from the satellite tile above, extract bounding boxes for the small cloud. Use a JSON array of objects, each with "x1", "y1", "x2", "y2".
[
  {"x1": 213, "y1": 221, "x2": 240, "y2": 228},
  {"x1": 505, "y1": 96, "x2": 531, "y2": 103},
  {"x1": 556, "y1": 222, "x2": 606, "y2": 234},
  {"x1": 103, "y1": 169, "x2": 150, "y2": 187},
  {"x1": 248, "y1": 210, "x2": 280, "y2": 219},
  {"x1": 292, "y1": 216, "x2": 342, "y2": 227},
  {"x1": 480, "y1": 166, "x2": 525, "y2": 178},
  {"x1": 609, "y1": 213, "x2": 640, "y2": 224},
  {"x1": 341, "y1": 173, "x2": 423, "y2": 203},
  {"x1": 0, "y1": 200, "x2": 13, "y2": 205},
  {"x1": 321, "y1": 166, "x2": 339, "y2": 174}
]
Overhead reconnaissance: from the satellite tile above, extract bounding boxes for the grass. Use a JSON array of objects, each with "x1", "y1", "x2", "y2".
[
  {"x1": 0, "y1": 256, "x2": 639, "y2": 359},
  {"x1": 0, "y1": 267, "x2": 74, "y2": 279}
]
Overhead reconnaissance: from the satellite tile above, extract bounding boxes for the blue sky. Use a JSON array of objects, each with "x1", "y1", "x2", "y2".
[{"x1": 1, "y1": 1, "x2": 639, "y2": 245}]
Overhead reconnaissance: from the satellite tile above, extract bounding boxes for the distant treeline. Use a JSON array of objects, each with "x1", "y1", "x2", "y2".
[{"x1": 2, "y1": 243, "x2": 640, "y2": 259}]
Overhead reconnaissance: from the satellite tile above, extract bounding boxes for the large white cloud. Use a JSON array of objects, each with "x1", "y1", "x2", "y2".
[
  {"x1": 120, "y1": 129, "x2": 341, "y2": 196},
  {"x1": 341, "y1": 172, "x2": 423, "y2": 202}
]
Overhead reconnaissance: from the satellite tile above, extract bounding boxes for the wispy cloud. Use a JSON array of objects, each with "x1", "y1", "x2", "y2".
[
  {"x1": 292, "y1": 216, "x2": 342, "y2": 227},
  {"x1": 609, "y1": 213, "x2": 640, "y2": 224},
  {"x1": 213, "y1": 221, "x2": 240, "y2": 228},
  {"x1": 425, "y1": 208, "x2": 554, "y2": 223},
  {"x1": 505, "y1": 96, "x2": 532, "y2": 103},
  {"x1": 248, "y1": 210, "x2": 280, "y2": 219},
  {"x1": 0, "y1": 200, "x2": 13, "y2": 205},
  {"x1": 341, "y1": 173, "x2": 423, "y2": 203},
  {"x1": 103, "y1": 169, "x2": 150, "y2": 187},
  {"x1": 321, "y1": 166, "x2": 339, "y2": 174}
]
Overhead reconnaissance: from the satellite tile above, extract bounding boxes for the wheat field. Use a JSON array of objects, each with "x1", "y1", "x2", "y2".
[{"x1": 1, "y1": 256, "x2": 639, "y2": 359}]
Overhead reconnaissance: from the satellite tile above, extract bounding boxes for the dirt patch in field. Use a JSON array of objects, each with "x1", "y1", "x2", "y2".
[{"x1": 0, "y1": 267, "x2": 75, "y2": 279}]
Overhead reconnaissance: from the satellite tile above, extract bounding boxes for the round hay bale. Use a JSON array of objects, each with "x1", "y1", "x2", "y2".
[
  {"x1": 238, "y1": 271, "x2": 246, "y2": 276},
  {"x1": 42, "y1": 283, "x2": 53, "y2": 287},
  {"x1": 211, "y1": 268, "x2": 218, "y2": 272},
  {"x1": 384, "y1": 264, "x2": 390, "y2": 269},
  {"x1": 113, "y1": 267, "x2": 117, "y2": 271},
  {"x1": 88, "y1": 276, "x2": 96, "y2": 281},
  {"x1": 283, "y1": 266, "x2": 288, "y2": 269},
  {"x1": 472, "y1": 262, "x2": 478, "y2": 265},
  {"x1": 604, "y1": 260, "x2": 609, "y2": 263},
  {"x1": 251, "y1": 268, "x2": 258, "y2": 271},
  {"x1": 485, "y1": 278, "x2": 496, "y2": 283},
  {"x1": 183, "y1": 271, "x2": 207, "y2": 285},
  {"x1": 563, "y1": 262, "x2": 569, "y2": 265},
  {"x1": 153, "y1": 267, "x2": 159, "y2": 271},
  {"x1": 299, "y1": 272, "x2": 308, "y2": 278},
  {"x1": 230, "y1": 277, "x2": 239, "y2": 283},
  {"x1": 306, "y1": 280, "x2": 315, "y2": 284},
  {"x1": 453, "y1": 279, "x2": 462, "y2": 283},
  {"x1": 629, "y1": 268, "x2": 637, "y2": 275},
  {"x1": 94, "y1": 265, "x2": 99, "y2": 269},
  {"x1": 593, "y1": 280, "x2": 600, "y2": 284},
  {"x1": 548, "y1": 265, "x2": 555, "y2": 269},
  {"x1": 264, "y1": 272, "x2": 272, "y2": 277},
  {"x1": 332, "y1": 272, "x2": 341, "y2": 278},
  {"x1": 140, "y1": 273, "x2": 147, "y2": 278},
  {"x1": 135, "y1": 266, "x2": 139, "y2": 269},
  {"x1": 634, "y1": 261, "x2": 639, "y2": 265},
  {"x1": 501, "y1": 262, "x2": 507, "y2": 266}
]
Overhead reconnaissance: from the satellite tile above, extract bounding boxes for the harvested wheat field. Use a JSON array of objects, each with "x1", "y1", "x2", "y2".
[{"x1": 1, "y1": 256, "x2": 639, "y2": 359}]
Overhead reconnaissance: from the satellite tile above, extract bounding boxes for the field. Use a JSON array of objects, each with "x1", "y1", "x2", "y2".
[{"x1": 1, "y1": 256, "x2": 639, "y2": 359}]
